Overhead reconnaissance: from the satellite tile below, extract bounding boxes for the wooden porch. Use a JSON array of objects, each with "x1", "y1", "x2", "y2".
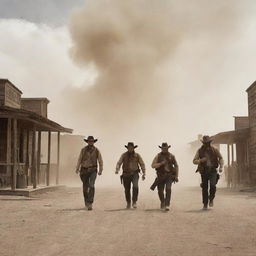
[{"x1": 0, "y1": 106, "x2": 72, "y2": 192}]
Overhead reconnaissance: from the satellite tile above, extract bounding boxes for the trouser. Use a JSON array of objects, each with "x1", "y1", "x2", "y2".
[
  {"x1": 157, "y1": 174, "x2": 174, "y2": 207},
  {"x1": 80, "y1": 170, "x2": 97, "y2": 204},
  {"x1": 201, "y1": 169, "x2": 218, "y2": 205},
  {"x1": 122, "y1": 172, "x2": 139, "y2": 203}
]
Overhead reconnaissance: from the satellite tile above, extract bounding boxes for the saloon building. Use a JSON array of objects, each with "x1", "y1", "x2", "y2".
[
  {"x1": 195, "y1": 81, "x2": 256, "y2": 187},
  {"x1": 0, "y1": 79, "x2": 73, "y2": 191}
]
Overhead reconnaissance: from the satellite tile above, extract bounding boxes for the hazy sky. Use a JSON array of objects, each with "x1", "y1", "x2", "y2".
[
  {"x1": 1, "y1": 0, "x2": 256, "y2": 142},
  {"x1": 0, "y1": 0, "x2": 84, "y2": 25}
]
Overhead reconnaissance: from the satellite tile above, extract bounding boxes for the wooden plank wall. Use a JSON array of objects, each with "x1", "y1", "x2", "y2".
[{"x1": 247, "y1": 86, "x2": 256, "y2": 184}]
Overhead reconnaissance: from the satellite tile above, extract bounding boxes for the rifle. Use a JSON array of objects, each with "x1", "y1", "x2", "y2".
[
  {"x1": 150, "y1": 177, "x2": 158, "y2": 191},
  {"x1": 150, "y1": 173, "x2": 169, "y2": 191}
]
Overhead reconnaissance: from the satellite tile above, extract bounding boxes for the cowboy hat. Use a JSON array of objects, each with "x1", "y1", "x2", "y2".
[
  {"x1": 125, "y1": 142, "x2": 138, "y2": 149},
  {"x1": 201, "y1": 135, "x2": 213, "y2": 144},
  {"x1": 159, "y1": 142, "x2": 171, "y2": 149},
  {"x1": 84, "y1": 136, "x2": 98, "y2": 143}
]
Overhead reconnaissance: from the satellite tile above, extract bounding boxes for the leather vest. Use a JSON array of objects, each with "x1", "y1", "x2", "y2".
[
  {"x1": 122, "y1": 152, "x2": 140, "y2": 173},
  {"x1": 199, "y1": 146, "x2": 219, "y2": 169},
  {"x1": 156, "y1": 152, "x2": 175, "y2": 174}
]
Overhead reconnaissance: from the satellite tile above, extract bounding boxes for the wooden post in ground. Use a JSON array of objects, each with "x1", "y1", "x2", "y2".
[
  {"x1": 31, "y1": 125, "x2": 37, "y2": 189},
  {"x1": 231, "y1": 144, "x2": 234, "y2": 163},
  {"x1": 6, "y1": 118, "x2": 12, "y2": 185},
  {"x1": 12, "y1": 119, "x2": 18, "y2": 190},
  {"x1": 37, "y1": 131, "x2": 41, "y2": 185},
  {"x1": 25, "y1": 130, "x2": 30, "y2": 186},
  {"x1": 56, "y1": 132, "x2": 60, "y2": 185},
  {"x1": 227, "y1": 144, "x2": 230, "y2": 167},
  {"x1": 47, "y1": 131, "x2": 51, "y2": 186}
]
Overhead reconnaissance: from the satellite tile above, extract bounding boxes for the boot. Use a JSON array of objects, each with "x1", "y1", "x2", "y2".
[
  {"x1": 209, "y1": 200, "x2": 214, "y2": 207},
  {"x1": 84, "y1": 199, "x2": 89, "y2": 208},
  {"x1": 160, "y1": 202, "x2": 165, "y2": 210},
  {"x1": 132, "y1": 202, "x2": 137, "y2": 209},
  {"x1": 203, "y1": 204, "x2": 208, "y2": 210},
  {"x1": 87, "y1": 204, "x2": 93, "y2": 211},
  {"x1": 126, "y1": 202, "x2": 131, "y2": 209}
]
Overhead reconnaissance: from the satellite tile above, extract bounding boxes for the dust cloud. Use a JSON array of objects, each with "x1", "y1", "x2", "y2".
[{"x1": 55, "y1": 0, "x2": 254, "y2": 186}]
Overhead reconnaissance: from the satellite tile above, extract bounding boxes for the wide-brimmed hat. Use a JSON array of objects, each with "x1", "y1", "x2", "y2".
[
  {"x1": 84, "y1": 136, "x2": 98, "y2": 143},
  {"x1": 201, "y1": 135, "x2": 213, "y2": 144},
  {"x1": 125, "y1": 142, "x2": 138, "y2": 149},
  {"x1": 159, "y1": 142, "x2": 171, "y2": 149}
]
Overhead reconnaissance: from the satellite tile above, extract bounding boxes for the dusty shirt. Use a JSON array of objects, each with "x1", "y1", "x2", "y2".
[
  {"x1": 116, "y1": 152, "x2": 146, "y2": 174},
  {"x1": 76, "y1": 146, "x2": 103, "y2": 172},
  {"x1": 151, "y1": 152, "x2": 179, "y2": 178},
  {"x1": 193, "y1": 146, "x2": 224, "y2": 168}
]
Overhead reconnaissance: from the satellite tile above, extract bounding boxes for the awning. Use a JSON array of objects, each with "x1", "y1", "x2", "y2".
[
  {"x1": 211, "y1": 128, "x2": 249, "y2": 144},
  {"x1": 0, "y1": 106, "x2": 72, "y2": 133}
]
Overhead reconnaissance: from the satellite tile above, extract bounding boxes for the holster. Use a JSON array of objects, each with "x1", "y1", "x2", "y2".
[
  {"x1": 150, "y1": 178, "x2": 158, "y2": 191},
  {"x1": 80, "y1": 166, "x2": 97, "y2": 174}
]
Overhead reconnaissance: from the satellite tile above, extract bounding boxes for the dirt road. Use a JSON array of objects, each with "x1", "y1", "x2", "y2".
[{"x1": 1, "y1": 186, "x2": 256, "y2": 256}]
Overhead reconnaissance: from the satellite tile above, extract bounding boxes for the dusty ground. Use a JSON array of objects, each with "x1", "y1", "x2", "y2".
[{"x1": 0, "y1": 185, "x2": 256, "y2": 256}]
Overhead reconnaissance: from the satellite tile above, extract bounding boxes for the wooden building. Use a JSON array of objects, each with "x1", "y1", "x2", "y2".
[
  {"x1": 0, "y1": 79, "x2": 72, "y2": 190},
  {"x1": 210, "y1": 81, "x2": 256, "y2": 186}
]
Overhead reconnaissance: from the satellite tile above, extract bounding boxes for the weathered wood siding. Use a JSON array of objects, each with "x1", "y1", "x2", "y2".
[
  {"x1": 247, "y1": 82, "x2": 256, "y2": 184},
  {"x1": 234, "y1": 117, "x2": 249, "y2": 130},
  {"x1": 0, "y1": 80, "x2": 22, "y2": 108},
  {"x1": 21, "y1": 99, "x2": 48, "y2": 118}
]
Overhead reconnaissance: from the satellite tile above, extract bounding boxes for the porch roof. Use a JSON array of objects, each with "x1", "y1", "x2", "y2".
[
  {"x1": 211, "y1": 128, "x2": 249, "y2": 144},
  {"x1": 0, "y1": 106, "x2": 72, "y2": 133}
]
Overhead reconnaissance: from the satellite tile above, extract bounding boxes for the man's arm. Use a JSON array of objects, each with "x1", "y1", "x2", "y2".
[
  {"x1": 193, "y1": 150, "x2": 201, "y2": 165},
  {"x1": 172, "y1": 155, "x2": 179, "y2": 179},
  {"x1": 216, "y1": 148, "x2": 224, "y2": 169},
  {"x1": 97, "y1": 149, "x2": 103, "y2": 174},
  {"x1": 116, "y1": 154, "x2": 124, "y2": 173},
  {"x1": 76, "y1": 149, "x2": 83, "y2": 173},
  {"x1": 137, "y1": 154, "x2": 146, "y2": 175},
  {"x1": 151, "y1": 155, "x2": 162, "y2": 169}
]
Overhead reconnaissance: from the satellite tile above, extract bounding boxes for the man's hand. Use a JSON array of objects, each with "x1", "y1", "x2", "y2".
[
  {"x1": 98, "y1": 170, "x2": 103, "y2": 176},
  {"x1": 199, "y1": 157, "x2": 207, "y2": 163},
  {"x1": 174, "y1": 177, "x2": 179, "y2": 183},
  {"x1": 161, "y1": 160, "x2": 166, "y2": 166},
  {"x1": 115, "y1": 170, "x2": 119, "y2": 174},
  {"x1": 75, "y1": 169, "x2": 80, "y2": 174},
  {"x1": 142, "y1": 174, "x2": 146, "y2": 181},
  {"x1": 219, "y1": 167, "x2": 223, "y2": 173}
]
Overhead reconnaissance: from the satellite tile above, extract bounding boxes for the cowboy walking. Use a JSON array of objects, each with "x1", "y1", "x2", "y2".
[
  {"x1": 76, "y1": 136, "x2": 103, "y2": 210},
  {"x1": 193, "y1": 135, "x2": 224, "y2": 210},
  {"x1": 151, "y1": 143, "x2": 179, "y2": 211},
  {"x1": 115, "y1": 142, "x2": 146, "y2": 209}
]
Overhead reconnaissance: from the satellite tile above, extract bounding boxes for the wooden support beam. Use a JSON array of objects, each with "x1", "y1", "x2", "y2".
[
  {"x1": 231, "y1": 144, "x2": 234, "y2": 163},
  {"x1": 227, "y1": 144, "x2": 230, "y2": 167},
  {"x1": 56, "y1": 132, "x2": 60, "y2": 185},
  {"x1": 37, "y1": 131, "x2": 41, "y2": 185},
  {"x1": 12, "y1": 119, "x2": 18, "y2": 190},
  {"x1": 6, "y1": 118, "x2": 12, "y2": 180},
  {"x1": 46, "y1": 131, "x2": 51, "y2": 186},
  {"x1": 31, "y1": 126, "x2": 37, "y2": 189},
  {"x1": 25, "y1": 130, "x2": 30, "y2": 186}
]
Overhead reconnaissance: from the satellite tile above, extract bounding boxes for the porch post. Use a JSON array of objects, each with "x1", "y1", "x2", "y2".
[
  {"x1": 31, "y1": 125, "x2": 37, "y2": 189},
  {"x1": 37, "y1": 131, "x2": 41, "y2": 185},
  {"x1": 12, "y1": 119, "x2": 18, "y2": 190},
  {"x1": 56, "y1": 132, "x2": 60, "y2": 185},
  {"x1": 6, "y1": 118, "x2": 12, "y2": 185},
  {"x1": 47, "y1": 131, "x2": 51, "y2": 186},
  {"x1": 231, "y1": 144, "x2": 234, "y2": 163},
  {"x1": 227, "y1": 144, "x2": 230, "y2": 167},
  {"x1": 25, "y1": 130, "x2": 30, "y2": 186}
]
